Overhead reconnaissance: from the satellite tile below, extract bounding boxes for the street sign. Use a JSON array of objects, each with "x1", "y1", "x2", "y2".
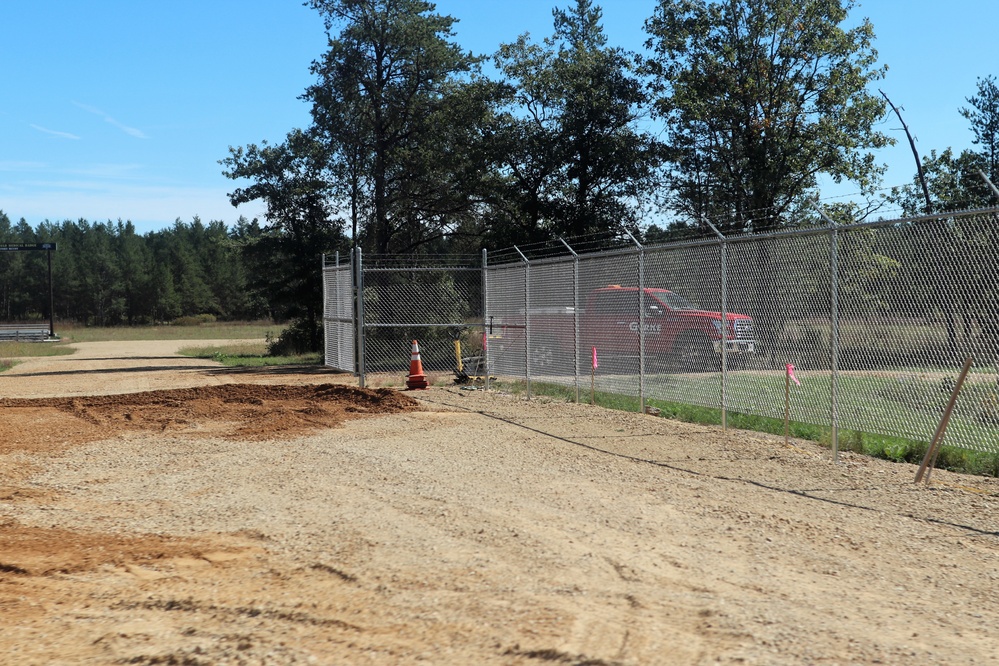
[{"x1": 0, "y1": 242, "x2": 57, "y2": 251}]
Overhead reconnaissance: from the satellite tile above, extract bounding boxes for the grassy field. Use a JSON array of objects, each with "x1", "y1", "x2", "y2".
[
  {"x1": 0, "y1": 341, "x2": 76, "y2": 358},
  {"x1": 496, "y1": 371, "x2": 999, "y2": 478},
  {"x1": 0, "y1": 321, "x2": 293, "y2": 372},
  {"x1": 55, "y1": 321, "x2": 282, "y2": 343},
  {"x1": 177, "y1": 341, "x2": 320, "y2": 368}
]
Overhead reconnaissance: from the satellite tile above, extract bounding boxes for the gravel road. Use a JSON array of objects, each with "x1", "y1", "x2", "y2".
[{"x1": 2, "y1": 340, "x2": 999, "y2": 665}]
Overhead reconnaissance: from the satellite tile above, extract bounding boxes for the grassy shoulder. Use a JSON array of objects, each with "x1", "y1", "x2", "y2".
[
  {"x1": 500, "y1": 378, "x2": 999, "y2": 479},
  {"x1": 177, "y1": 341, "x2": 321, "y2": 367},
  {"x1": 57, "y1": 320, "x2": 282, "y2": 343},
  {"x1": 0, "y1": 340, "x2": 76, "y2": 358},
  {"x1": 0, "y1": 340, "x2": 76, "y2": 372}
]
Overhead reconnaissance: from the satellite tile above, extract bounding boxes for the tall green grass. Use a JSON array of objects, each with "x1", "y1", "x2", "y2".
[
  {"x1": 0, "y1": 339, "x2": 75, "y2": 372},
  {"x1": 0, "y1": 341, "x2": 76, "y2": 357}
]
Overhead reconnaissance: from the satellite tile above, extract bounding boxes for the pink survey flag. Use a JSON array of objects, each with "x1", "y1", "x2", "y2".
[
  {"x1": 591, "y1": 346, "x2": 599, "y2": 370},
  {"x1": 786, "y1": 363, "x2": 801, "y2": 386}
]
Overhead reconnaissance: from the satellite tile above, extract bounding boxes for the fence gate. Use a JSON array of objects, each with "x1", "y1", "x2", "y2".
[
  {"x1": 324, "y1": 248, "x2": 486, "y2": 386},
  {"x1": 322, "y1": 252, "x2": 355, "y2": 373}
]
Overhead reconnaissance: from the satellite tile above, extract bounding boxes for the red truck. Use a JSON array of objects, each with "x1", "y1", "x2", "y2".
[{"x1": 491, "y1": 285, "x2": 755, "y2": 372}]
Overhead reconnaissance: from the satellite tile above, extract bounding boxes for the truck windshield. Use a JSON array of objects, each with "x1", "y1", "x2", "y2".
[{"x1": 655, "y1": 291, "x2": 699, "y2": 311}]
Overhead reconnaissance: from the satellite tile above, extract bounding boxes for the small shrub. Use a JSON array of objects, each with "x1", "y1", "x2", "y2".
[
  {"x1": 172, "y1": 314, "x2": 217, "y2": 326},
  {"x1": 882, "y1": 441, "x2": 914, "y2": 462},
  {"x1": 840, "y1": 430, "x2": 866, "y2": 454},
  {"x1": 267, "y1": 318, "x2": 321, "y2": 356}
]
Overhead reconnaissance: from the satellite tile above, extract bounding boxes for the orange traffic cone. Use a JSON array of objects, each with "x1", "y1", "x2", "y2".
[{"x1": 406, "y1": 339, "x2": 429, "y2": 390}]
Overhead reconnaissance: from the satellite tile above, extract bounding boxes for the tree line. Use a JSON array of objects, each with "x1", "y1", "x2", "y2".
[{"x1": 0, "y1": 213, "x2": 336, "y2": 350}]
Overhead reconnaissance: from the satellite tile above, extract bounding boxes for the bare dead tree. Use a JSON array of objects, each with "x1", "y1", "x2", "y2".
[{"x1": 880, "y1": 89, "x2": 932, "y2": 214}]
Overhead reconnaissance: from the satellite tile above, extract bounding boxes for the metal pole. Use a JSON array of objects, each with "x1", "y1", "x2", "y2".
[
  {"x1": 354, "y1": 246, "x2": 366, "y2": 388},
  {"x1": 830, "y1": 226, "x2": 840, "y2": 462},
  {"x1": 482, "y1": 248, "x2": 490, "y2": 391},
  {"x1": 622, "y1": 230, "x2": 646, "y2": 413},
  {"x1": 979, "y1": 169, "x2": 999, "y2": 201},
  {"x1": 702, "y1": 217, "x2": 727, "y2": 430},
  {"x1": 784, "y1": 366, "x2": 791, "y2": 445},
  {"x1": 321, "y1": 253, "x2": 328, "y2": 365},
  {"x1": 720, "y1": 241, "x2": 728, "y2": 430},
  {"x1": 559, "y1": 237, "x2": 580, "y2": 403},
  {"x1": 638, "y1": 245, "x2": 646, "y2": 413},
  {"x1": 813, "y1": 203, "x2": 840, "y2": 462},
  {"x1": 513, "y1": 245, "x2": 531, "y2": 399},
  {"x1": 47, "y1": 248, "x2": 55, "y2": 338}
]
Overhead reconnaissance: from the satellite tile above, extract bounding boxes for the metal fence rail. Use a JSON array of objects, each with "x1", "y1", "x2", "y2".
[{"x1": 324, "y1": 207, "x2": 999, "y2": 455}]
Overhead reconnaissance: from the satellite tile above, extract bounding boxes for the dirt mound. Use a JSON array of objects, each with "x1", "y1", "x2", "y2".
[{"x1": 0, "y1": 383, "x2": 420, "y2": 452}]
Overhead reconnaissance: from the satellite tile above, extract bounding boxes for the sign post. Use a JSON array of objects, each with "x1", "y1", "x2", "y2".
[{"x1": 0, "y1": 243, "x2": 57, "y2": 337}]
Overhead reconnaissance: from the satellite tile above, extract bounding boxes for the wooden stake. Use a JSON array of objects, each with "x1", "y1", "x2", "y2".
[
  {"x1": 915, "y1": 356, "x2": 974, "y2": 484},
  {"x1": 590, "y1": 365, "x2": 595, "y2": 405},
  {"x1": 590, "y1": 346, "x2": 597, "y2": 405}
]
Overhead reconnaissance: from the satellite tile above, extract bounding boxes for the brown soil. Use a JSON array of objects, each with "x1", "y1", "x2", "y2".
[
  {"x1": 2, "y1": 340, "x2": 999, "y2": 665},
  {"x1": 0, "y1": 383, "x2": 420, "y2": 452}
]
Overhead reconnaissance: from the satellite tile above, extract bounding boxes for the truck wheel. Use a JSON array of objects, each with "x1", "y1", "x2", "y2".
[{"x1": 675, "y1": 334, "x2": 716, "y2": 373}]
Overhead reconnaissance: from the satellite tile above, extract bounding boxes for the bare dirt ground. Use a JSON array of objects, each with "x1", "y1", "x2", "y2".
[{"x1": 2, "y1": 340, "x2": 999, "y2": 665}]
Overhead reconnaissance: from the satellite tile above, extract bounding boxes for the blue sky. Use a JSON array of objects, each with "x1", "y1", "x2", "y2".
[{"x1": 2, "y1": 0, "x2": 995, "y2": 234}]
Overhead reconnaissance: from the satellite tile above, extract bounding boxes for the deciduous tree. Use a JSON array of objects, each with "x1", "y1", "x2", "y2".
[
  {"x1": 304, "y1": 0, "x2": 497, "y2": 254},
  {"x1": 644, "y1": 0, "x2": 892, "y2": 233},
  {"x1": 222, "y1": 130, "x2": 346, "y2": 350},
  {"x1": 489, "y1": 0, "x2": 661, "y2": 245}
]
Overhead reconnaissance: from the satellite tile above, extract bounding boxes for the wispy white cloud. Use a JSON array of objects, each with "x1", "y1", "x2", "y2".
[
  {"x1": 0, "y1": 160, "x2": 48, "y2": 172},
  {"x1": 1, "y1": 161, "x2": 143, "y2": 182},
  {"x1": 67, "y1": 163, "x2": 144, "y2": 180},
  {"x1": 73, "y1": 101, "x2": 148, "y2": 139},
  {"x1": 30, "y1": 124, "x2": 80, "y2": 140}
]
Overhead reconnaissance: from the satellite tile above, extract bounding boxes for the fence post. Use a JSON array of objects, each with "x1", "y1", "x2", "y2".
[
  {"x1": 354, "y1": 246, "x2": 366, "y2": 389},
  {"x1": 482, "y1": 248, "x2": 490, "y2": 391},
  {"x1": 559, "y1": 237, "x2": 581, "y2": 403},
  {"x1": 624, "y1": 230, "x2": 646, "y2": 413},
  {"x1": 322, "y1": 253, "x2": 328, "y2": 365},
  {"x1": 815, "y1": 204, "x2": 840, "y2": 462},
  {"x1": 830, "y1": 225, "x2": 840, "y2": 462},
  {"x1": 514, "y1": 245, "x2": 531, "y2": 399},
  {"x1": 702, "y1": 217, "x2": 728, "y2": 430}
]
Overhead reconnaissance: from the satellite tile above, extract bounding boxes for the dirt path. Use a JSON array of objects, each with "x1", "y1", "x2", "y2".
[
  {"x1": 2, "y1": 340, "x2": 999, "y2": 664},
  {"x1": 0, "y1": 340, "x2": 335, "y2": 398}
]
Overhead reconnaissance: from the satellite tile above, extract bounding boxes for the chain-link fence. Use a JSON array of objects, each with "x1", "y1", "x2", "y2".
[
  {"x1": 323, "y1": 249, "x2": 486, "y2": 385},
  {"x1": 321, "y1": 253, "x2": 354, "y2": 373},
  {"x1": 324, "y1": 207, "x2": 999, "y2": 454}
]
